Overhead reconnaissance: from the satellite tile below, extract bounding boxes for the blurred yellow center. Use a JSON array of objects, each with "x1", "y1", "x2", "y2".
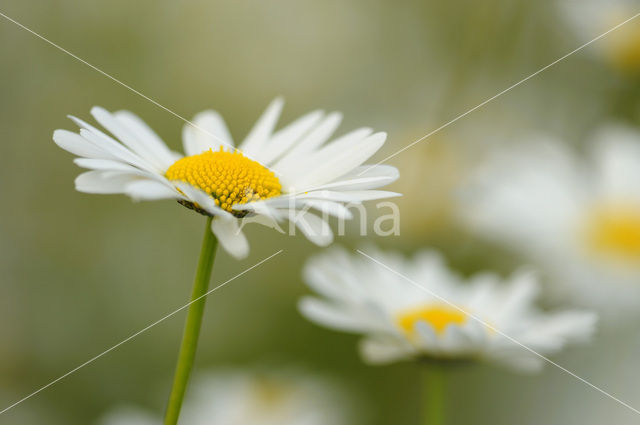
[
  {"x1": 396, "y1": 305, "x2": 467, "y2": 335},
  {"x1": 166, "y1": 148, "x2": 281, "y2": 213},
  {"x1": 586, "y1": 205, "x2": 640, "y2": 259},
  {"x1": 605, "y1": 16, "x2": 640, "y2": 72}
]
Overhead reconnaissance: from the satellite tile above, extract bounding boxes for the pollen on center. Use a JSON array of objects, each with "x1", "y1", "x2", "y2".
[{"x1": 166, "y1": 148, "x2": 281, "y2": 213}]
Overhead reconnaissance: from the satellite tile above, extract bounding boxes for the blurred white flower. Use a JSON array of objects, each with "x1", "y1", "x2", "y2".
[
  {"x1": 461, "y1": 125, "x2": 640, "y2": 320},
  {"x1": 560, "y1": 0, "x2": 640, "y2": 72},
  {"x1": 299, "y1": 247, "x2": 596, "y2": 372},
  {"x1": 54, "y1": 98, "x2": 399, "y2": 259},
  {"x1": 98, "y1": 406, "x2": 157, "y2": 425},
  {"x1": 98, "y1": 369, "x2": 353, "y2": 425}
]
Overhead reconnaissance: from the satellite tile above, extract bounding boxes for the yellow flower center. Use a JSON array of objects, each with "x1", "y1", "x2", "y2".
[
  {"x1": 166, "y1": 149, "x2": 281, "y2": 214},
  {"x1": 585, "y1": 204, "x2": 640, "y2": 260},
  {"x1": 396, "y1": 305, "x2": 467, "y2": 335},
  {"x1": 604, "y1": 14, "x2": 640, "y2": 73}
]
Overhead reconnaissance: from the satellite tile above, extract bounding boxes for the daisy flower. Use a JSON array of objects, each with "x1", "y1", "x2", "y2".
[
  {"x1": 53, "y1": 98, "x2": 399, "y2": 259},
  {"x1": 98, "y1": 369, "x2": 353, "y2": 425},
  {"x1": 299, "y1": 247, "x2": 596, "y2": 372},
  {"x1": 560, "y1": 0, "x2": 640, "y2": 73},
  {"x1": 460, "y1": 125, "x2": 640, "y2": 321}
]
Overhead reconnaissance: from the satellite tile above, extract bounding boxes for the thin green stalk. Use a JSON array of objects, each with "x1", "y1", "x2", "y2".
[
  {"x1": 164, "y1": 216, "x2": 217, "y2": 425},
  {"x1": 422, "y1": 362, "x2": 446, "y2": 425}
]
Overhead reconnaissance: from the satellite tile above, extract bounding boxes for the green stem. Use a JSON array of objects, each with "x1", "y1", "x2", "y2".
[
  {"x1": 164, "y1": 216, "x2": 217, "y2": 425},
  {"x1": 422, "y1": 362, "x2": 446, "y2": 425}
]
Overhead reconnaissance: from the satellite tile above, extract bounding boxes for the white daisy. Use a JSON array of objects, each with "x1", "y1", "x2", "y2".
[
  {"x1": 98, "y1": 369, "x2": 353, "y2": 425},
  {"x1": 560, "y1": 0, "x2": 640, "y2": 72},
  {"x1": 461, "y1": 125, "x2": 640, "y2": 320},
  {"x1": 53, "y1": 98, "x2": 400, "y2": 259},
  {"x1": 299, "y1": 247, "x2": 596, "y2": 372}
]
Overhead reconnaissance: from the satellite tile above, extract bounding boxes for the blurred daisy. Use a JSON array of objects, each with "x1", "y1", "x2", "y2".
[
  {"x1": 299, "y1": 247, "x2": 596, "y2": 372},
  {"x1": 560, "y1": 0, "x2": 640, "y2": 73},
  {"x1": 98, "y1": 369, "x2": 353, "y2": 425},
  {"x1": 461, "y1": 125, "x2": 640, "y2": 320},
  {"x1": 54, "y1": 98, "x2": 399, "y2": 259}
]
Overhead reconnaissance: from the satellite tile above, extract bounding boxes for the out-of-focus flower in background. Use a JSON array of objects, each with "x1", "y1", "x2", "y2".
[
  {"x1": 298, "y1": 247, "x2": 596, "y2": 372},
  {"x1": 54, "y1": 98, "x2": 399, "y2": 259},
  {"x1": 98, "y1": 368, "x2": 354, "y2": 425},
  {"x1": 560, "y1": 0, "x2": 640, "y2": 74},
  {"x1": 460, "y1": 125, "x2": 640, "y2": 322},
  {"x1": 392, "y1": 136, "x2": 471, "y2": 237}
]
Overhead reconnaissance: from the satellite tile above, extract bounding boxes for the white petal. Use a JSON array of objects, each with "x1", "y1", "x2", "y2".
[
  {"x1": 440, "y1": 324, "x2": 473, "y2": 353},
  {"x1": 592, "y1": 125, "x2": 640, "y2": 199},
  {"x1": 303, "y1": 259, "x2": 352, "y2": 300},
  {"x1": 91, "y1": 107, "x2": 170, "y2": 172},
  {"x1": 492, "y1": 270, "x2": 540, "y2": 323},
  {"x1": 298, "y1": 297, "x2": 367, "y2": 332},
  {"x1": 415, "y1": 321, "x2": 439, "y2": 350},
  {"x1": 53, "y1": 129, "x2": 111, "y2": 159},
  {"x1": 359, "y1": 336, "x2": 414, "y2": 365},
  {"x1": 312, "y1": 165, "x2": 400, "y2": 191},
  {"x1": 286, "y1": 132, "x2": 387, "y2": 190},
  {"x1": 97, "y1": 406, "x2": 159, "y2": 425},
  {"x1": 74, "y1": 123, "x2": 158, "y2": 175},
  {"x1": 275, "y1": 127, "x2": 372, "y2": 185},
  {"x1": 114, "y1": 110, "x2": 179, "y2": 168},
  {"x1": 292, "y1": 210, "x2": 333, "y2": 246},
  {"x1": 124, "y1": 180, "x2": 180, "y2": 201},
  {"x1": 236, "y1": 214, "x2": 286, "y2": 233},
  {"x1": 74, "y1": 171, "x2": 140, "y2": 194},
  {"x1": 182, "y1": 110, "x2": 233, "y2": 156},
  {"x1": 211, "y1": 219, "x2": 249, "y2": 259},
  {"x1": 285, "y1": 112, "x2": 343, "y2": 154},
  {"x1": 74, "y1": 158, "x2": 143, "y2": 173},
  {"x1": 272, "y1": 112, "x2": 343, "y2": 171},
  {"x1": 518, "y1": 311, "x2": 597, "y2": 353},
  {"x1": 324, "y1": 190, "x2": 401, "y2": 202},
  {"x1": 302, "y1": 200, "x2": 353, "y2": 219},
  {"x1": 255, "y1": 190, "x2": 400, "y2": 206},
  {"x1": 259, "y1": 110, "x2": 323, "y2": 165},
  {"x1": 239, "y1": 98, "x2": 284, "y2": 158},
  {"x1": 234, "y1": 191, "x2": 356, "y2": 210}
]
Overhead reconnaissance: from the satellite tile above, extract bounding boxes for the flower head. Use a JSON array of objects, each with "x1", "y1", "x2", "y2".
[
  {"x1": 54, "y1": 98, "x2": 399, "y2": 259},
  {"x1": 299, "y1": 247, "x2": 596, "y2": 372},
  {"x1": 461, "y1": 125, "x2": 640, "y2": 320},
  {"x1": 559, "y1": 0, "x2": 640, "y2": 73},
  {"x1": 98, "y1": 369, "x2": 353, "y2": 425}
]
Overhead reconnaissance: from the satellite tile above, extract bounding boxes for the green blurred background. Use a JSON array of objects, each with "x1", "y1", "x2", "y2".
[{"x1": 1, "y1": 0, "x2": 640, "y2": 423}]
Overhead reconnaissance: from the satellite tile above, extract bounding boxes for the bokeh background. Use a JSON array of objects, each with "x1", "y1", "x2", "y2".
[{"x1": 1, "y1": 0, "x2": 640, "y2": 423}]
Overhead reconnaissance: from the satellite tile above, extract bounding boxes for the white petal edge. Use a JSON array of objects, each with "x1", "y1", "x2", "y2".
[
  {"x1": 298, "y1": 297, "x2": 368, "y2": 332},
  {"x1": 182, "y1": 110, "x2": 234, "y2": 156},
  {"x1": 75, "y1": 171, "x2": 140, "y2": 194},
  {"x1": 239, "y1": 97, "x2": 284, "y2": 158},
  {"x1": 259, "y1": 110, "x2": 324, "y2": 165},
  {"x1": 292, "y1": 210, "x2": 333, "y2": 246},
  {"x1": 91, "y1": 107, "x2": 169, "y2": 172},
  {"x1": 124, "y1": 180, "x2": 181, "y2": 201},
  {"x1": 211, "y1": 219, "x2": 249, "y2": 259},
  {"x1": 359, "y1": 336, "x2": 414, "y2": 365},
  {"x1": 114, "y1": 110, "x2": 179, "y2": 169},
  {"x1": 53, "y1": 129, "x2": 113, "y2": 159}
]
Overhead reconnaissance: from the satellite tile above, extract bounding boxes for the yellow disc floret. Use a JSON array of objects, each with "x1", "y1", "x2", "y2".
[
  {"x1": 166, "y1": 148, "x2": 281, "y2": 214},
  {"x1": 585, "y1": 203, "x2": 640, "y2": 261},
  {"x1": 396, "y1": 305, "x2": 467, "y2": 336}
]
